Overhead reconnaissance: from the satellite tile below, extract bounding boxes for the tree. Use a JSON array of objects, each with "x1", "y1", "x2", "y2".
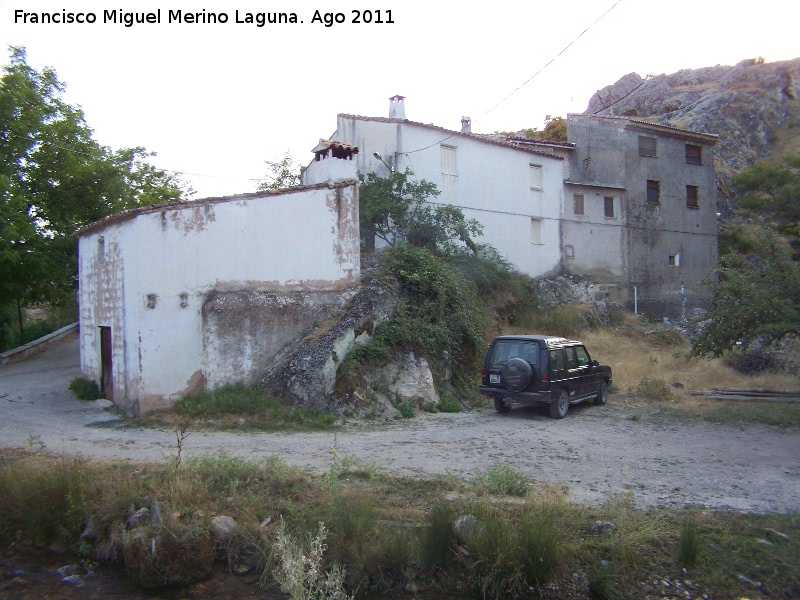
[
  {"x1": 257, "y1": 150, "x2": 302, "y2": 191},
  {"x1": 691, "y1": 226, "x2": 800, "y2": 359},
  {"x1": 0, "y1": 47, "x2": 191, "y2": 344},
  {"x1": 357, "y1": 168, "x2": 483, "y2": 254},
  {"x1": 494, "y1": 115, "x2": 568, "y2": 142},
  {"x1": 733, "y1": 152, "x2": 800, "y2": 256}
]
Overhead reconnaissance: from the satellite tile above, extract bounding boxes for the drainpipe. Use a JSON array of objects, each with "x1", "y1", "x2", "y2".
[{"x1": 634, "y1": 286, "x2": 638, "y2": 315}]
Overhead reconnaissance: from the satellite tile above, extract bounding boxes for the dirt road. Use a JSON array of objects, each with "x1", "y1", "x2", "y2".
[{"x1": 2, "y1": 334, "x2": 799, "y2": 512}]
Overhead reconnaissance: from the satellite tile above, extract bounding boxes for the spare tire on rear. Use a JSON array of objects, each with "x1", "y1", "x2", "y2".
[{"x1": 500, "y1": 358, "x2": 533, "y2": 392}]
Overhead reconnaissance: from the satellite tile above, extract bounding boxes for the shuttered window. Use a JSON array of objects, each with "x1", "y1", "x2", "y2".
[
  {"x1": 639, "y1": 136, "x2": 657, "y2": 157},
  {"x1": 530, "y1": 164, "x2": 542, "y2": 190},
  {"x1": 604, "y1": 196, "x2": 615, "y2": 218},
  {"x1": 573, "y1": 194, "x2": 584, "y2": 215},
  {"x1": 686, "y1": 144, "x2": 702, "y2": 164},
  {"x1": 646, "y1": 180, "x2": 660, "y2": 204},
  {"x1": 686, "y1": 185, "x2": 699, "y2": 208}
]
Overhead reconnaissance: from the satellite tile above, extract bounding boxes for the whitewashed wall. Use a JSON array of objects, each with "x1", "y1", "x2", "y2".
[
  {"x1": 78, "y1": 180, "x2": 359, "y2": 415},
  {"x1": 335, "y1": 116, "x2": 564, "y2": 277}
]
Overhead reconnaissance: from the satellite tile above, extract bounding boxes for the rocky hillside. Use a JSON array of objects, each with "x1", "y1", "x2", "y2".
[{"x1": 584, "y1": 57, "x2": 800, "y2": 208}]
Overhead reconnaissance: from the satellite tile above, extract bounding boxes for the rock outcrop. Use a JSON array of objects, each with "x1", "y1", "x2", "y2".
[{"x1": 257, "y1": 276, "x2": 399, "y2": 411}]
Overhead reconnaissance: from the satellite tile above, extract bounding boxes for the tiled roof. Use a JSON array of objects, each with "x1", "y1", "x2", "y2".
[
  {"x1": 337, "y1": 114, "x2": 566, "y2": 160},
  {"x1": 73, "y1": 179, "x2": 358, "y2": 237},
  {"x1": 570, "y1": 114, "x2": 719, "y2": 145},
  {"x1": 311, "y1": 139, "x2": 359, "y2": 154}
]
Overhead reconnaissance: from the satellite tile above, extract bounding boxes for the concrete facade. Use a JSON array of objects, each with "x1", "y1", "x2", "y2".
[
  {"x1": 564, "y1": 114, "x2": 718, "y2": 315},
  {"x1": 331, "y1": 109, "x2": 568, "y2": 279},
  {"x1": 76, "y1": 155, "x2": 360, "y2": 416}
]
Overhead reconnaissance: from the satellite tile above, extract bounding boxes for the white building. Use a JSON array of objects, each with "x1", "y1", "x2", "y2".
[
  {"x1": 75, "y1": 144, "x2": 360, "y2": 416},
  {"x1": 330, "y1": 96, "x2": 569, "y2": 278}
]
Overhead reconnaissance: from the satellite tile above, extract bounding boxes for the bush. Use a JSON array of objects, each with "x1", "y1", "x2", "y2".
[
  {"x1": 475, "y1": 465, "x2": 531, "y2": 497},
  {"x1": 69, "y1": 377, "x2": 102, "y2": 400},
  {"x1": 630, "y1": 377, "x2": 672, "y2": 401}
]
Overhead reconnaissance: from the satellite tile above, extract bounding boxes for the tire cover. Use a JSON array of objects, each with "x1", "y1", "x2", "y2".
[{"x1": 500, "y1": 358, "x2": 533, "y2": 392}]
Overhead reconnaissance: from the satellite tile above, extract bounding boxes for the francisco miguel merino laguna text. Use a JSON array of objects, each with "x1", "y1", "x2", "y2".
[{"x1": 14, "y1": 9, "x2": 305, "y2": 27}]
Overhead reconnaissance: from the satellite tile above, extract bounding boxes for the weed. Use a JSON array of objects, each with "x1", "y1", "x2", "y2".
[
  {"x1": 630, "y1": 377, "x2": 673, "y2": 401},
  {"x1": 679, "y1": 519, "x2": 701, "y2": 567},
  {"x1": 68, "y1": 377, "x2": 102, "y2": 400},
  {"x1": 475, "y1": 465, "x2": 531, "y2": 497},
  {"x1": 271, "y1": 519, "x2": 353, "y2": 600},
  {"x1": 419, "y1": 502, "x2": 457, "y2": 568},
  {"x1": 436, "y1": 390, "x2": 463, "y2": 413},
  {"x1": 396, "y1": 400, "x2": 415, "y2": 419}
]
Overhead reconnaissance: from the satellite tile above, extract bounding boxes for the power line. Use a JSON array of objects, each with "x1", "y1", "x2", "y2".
[{"x1": 481, "y1": 0, "x2": 624, "y2": 117}]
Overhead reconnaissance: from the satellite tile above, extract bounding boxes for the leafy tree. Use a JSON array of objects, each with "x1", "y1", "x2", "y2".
[
  {"x1": 0, "y1": 47, "x2": 191, "y2": 344},
  {"x1": 691, "y1": 226, "x2": 800, "y2": 358},
  {"x1": 358, "y1": 168, "x2": 483, "y2": 254},
  {"x1": 257, "y1": 150, "x2": 302, "y2": 191},
  {"x1": 733, "y1": 152, "x2": 800, "y2": 256},
  {"x1": 494, "y1": 115, "x2": 568, "y2": 142}
]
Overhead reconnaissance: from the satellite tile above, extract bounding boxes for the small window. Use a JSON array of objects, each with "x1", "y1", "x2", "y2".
[
  {"x1": 97, "y1": 236, "x2": 105, "y2": 263},
  {"x1": 646, "y1": 180, "x2": 660, "y2": 204},
  {"x1": 639, "y1": 136, "x2": 657, "y2": 157},
  {"x1": 440, "y1": 145, "x2": 457, "y2": 176},
  {"x1": 573, "y1": 194, "x2": 584, "y2": 215},
  {"x1": 669, "y1": 254, "x2": 680, "y2": 267},
  {"x1": 530, "y1": 218, "x2": 542, "y2": 245},
  {"x1": 686, "y1": 144, "x2": 702, "y2": 164},
  {"x1": 604, "y1": 196, "x2": 615, "y2": 218},
  {"x1": 686, "y1": 185, "x2": 699, "y2": 208},
  {"x1": 530, "y1": 164, "x2": 543, "y2": 190}
]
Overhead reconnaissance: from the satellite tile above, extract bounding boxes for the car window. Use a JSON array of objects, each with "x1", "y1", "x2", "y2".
[
  {"x1": 575, "y1": 346, "x2": 590, "y2": 367},
  {"x1": 489, "y1": 341, "x2": 540, "y2": 368},
  {"x1": 564, "y1": 346, "x2": 578, "y2": 369},
  {"x1": 549, "y1": 349, "x2": 565, "y2": 371}
]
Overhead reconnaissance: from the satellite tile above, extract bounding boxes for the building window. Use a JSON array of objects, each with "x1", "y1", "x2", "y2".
[
  {"x1": 530, "y1": 164, "x2": 543, "y2": 190},
  {"x1": 440, "y1": 144, "x2": 457, "y2": 177},
  {"x1": 604, "y1": 196, "x2": 615, "y2": 218},
  {"x1": 97, "y1": 236, "x2": 105, "y2": 263},
  {"x1": 441, "y1": 145, "x2": 457, "y2": 196},
  {"x1": 646, "y1": 180, "x2": 660, "y2": 204},
  {"x1": 530, "y1": 218, "x2": 542, "y2": 245},
  {"x1": 669, "y1": 253, "x2": 680, "y2": 267},
  {"x1": 639, "y1": 136, "x2": 657, "y2": 157},
  {"x1": 573, "y1": 194, "x2": 584, "y2": 215},
  {"x1": 686, "y1": 144, "x2": 702, "y2": 164},
  {"x1": 686, "y1": 185, "x2": 699, "y2": 208}
]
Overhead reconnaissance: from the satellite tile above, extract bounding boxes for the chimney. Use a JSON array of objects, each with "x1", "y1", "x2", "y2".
[
  {"x1": 389, "y1": 95, "x2": 406, "y2": 119},
  {"x1": 461, "y1": 116, "x2": 472, "y2": 133}
]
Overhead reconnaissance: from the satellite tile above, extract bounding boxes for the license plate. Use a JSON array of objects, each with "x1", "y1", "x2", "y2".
[{"x1": 490, "y1": 374, "x2": 500, "y2": 384}]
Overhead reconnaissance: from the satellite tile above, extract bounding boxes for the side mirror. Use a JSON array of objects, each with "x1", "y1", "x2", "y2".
[{"x1": 592, "y1": 360, "x2": 599, "y2": 367}]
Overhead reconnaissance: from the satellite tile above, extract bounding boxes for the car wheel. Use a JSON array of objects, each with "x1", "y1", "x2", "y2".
[
  {"x1": 549, "y1": 389, "x2": 569, "y2": 419},
  {"x1": 494, "y1": 397, "x2": 512, "y2": 413},
  {"x1": 594, "y1": 381, "x2": 608, "y2": 405},
  {"x1": 500, "y1": 358, "x2": 532, "y2": 392}
]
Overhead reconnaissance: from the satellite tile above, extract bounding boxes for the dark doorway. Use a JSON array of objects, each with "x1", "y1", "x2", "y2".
[{"x1": 100, "y1": 327, "x2": 113, "y2": 400}]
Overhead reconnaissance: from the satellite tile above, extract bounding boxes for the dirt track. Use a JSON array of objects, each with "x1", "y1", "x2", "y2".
[{"x1": 1, "y1": 334, "x2": 799, "y2": 512}]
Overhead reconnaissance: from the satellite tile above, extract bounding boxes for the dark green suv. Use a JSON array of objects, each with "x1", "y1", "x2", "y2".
[{"x1": 479, "y1": 335, "x2": 613, "y2": 418}]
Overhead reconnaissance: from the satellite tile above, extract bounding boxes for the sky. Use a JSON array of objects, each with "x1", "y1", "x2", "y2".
[{"x1": 1, "y1": 0, "x2": 798, "y2": 199}]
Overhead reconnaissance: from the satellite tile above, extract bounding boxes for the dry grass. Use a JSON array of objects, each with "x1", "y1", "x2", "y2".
[{"x1": 580, "y1": 321, "x2": 800, "y2": 396}]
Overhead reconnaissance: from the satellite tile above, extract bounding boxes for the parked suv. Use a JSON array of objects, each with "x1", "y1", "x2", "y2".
[{"x1": 479, "y1": 335, "x2": 612, "y2": 419}]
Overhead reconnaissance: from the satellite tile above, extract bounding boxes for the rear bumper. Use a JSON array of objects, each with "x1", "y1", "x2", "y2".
[{"x1": 479, "y1": 386, "x2": 552, "y2": 405}]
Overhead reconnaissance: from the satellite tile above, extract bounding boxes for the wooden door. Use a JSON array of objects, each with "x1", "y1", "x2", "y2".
[{"x1": 100, "y1": 327, "x2": 113, "y2": 400}]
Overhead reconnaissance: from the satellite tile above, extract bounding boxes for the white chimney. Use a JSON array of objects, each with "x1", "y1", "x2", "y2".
[
  {"x1": 389, "y1": 95, "x2": 406, "y2": 119},
  {"x1": 461, "y1": 116, "x2": 472, "y2": 133}
]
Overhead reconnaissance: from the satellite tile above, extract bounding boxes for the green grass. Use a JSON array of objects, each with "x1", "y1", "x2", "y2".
[
  {"x1": 159, "y1": 382, "x2": 337, "y2": 431},
  {"x1": 68, "y1": 377, "x2": 102, "y2": 400},
  {"x1": 474, "y1": 465, "x2": 531, "y2": 497}
]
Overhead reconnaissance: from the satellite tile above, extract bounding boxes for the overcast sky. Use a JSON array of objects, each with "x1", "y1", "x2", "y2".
[{"x1": 2, "y1": 0, "x2": 797, "y2": 199}]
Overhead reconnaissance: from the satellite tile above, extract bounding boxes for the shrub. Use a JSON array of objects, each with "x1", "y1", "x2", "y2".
[
  {"x1": 475, "y1": 465, "x2": 531, "y2": 497},
  {"x1": 630, "y1": 377, "x2": 672, "y2": 401},
  {"x1": 69, "y1": 377, "x2": 102, "y2": 400},
  {"x1": 679, "y1": 520, "x2": 701, "y2": 567}
]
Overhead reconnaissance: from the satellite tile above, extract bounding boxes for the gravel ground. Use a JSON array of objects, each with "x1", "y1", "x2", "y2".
[{"x1": 2, "y1": 333, "x2": 799, "y2": 513}]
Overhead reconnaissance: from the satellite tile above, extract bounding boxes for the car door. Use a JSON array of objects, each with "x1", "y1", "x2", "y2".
[
  {"x1": 565, "y1": 345, "x2": 592, "y2": 399},
  {"x1": 572, "y1": 345, "x2": 595, "y2": 398}
]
